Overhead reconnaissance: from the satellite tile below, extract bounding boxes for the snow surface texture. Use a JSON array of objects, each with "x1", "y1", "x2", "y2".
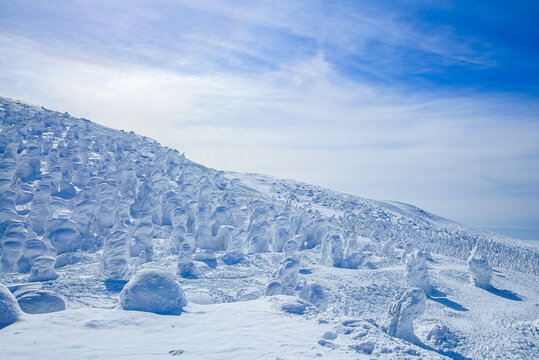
[{"x1": 0, "y1": 97, "x2": 538, "y2": 359}]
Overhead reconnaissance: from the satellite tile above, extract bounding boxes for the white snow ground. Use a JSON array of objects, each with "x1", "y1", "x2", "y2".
[{"x1": 0, "y1": 97, "x2": 538, "y2": 359}]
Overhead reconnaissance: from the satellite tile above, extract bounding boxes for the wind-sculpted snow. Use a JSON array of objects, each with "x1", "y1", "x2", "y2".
[{"x1": 1, "y1": 97, "x2": 538, "y2": 359}]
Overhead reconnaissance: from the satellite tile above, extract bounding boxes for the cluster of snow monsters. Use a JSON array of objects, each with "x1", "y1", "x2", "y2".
[{"x1": 0, "y1": 97, "x2": 495, "y2": 340}]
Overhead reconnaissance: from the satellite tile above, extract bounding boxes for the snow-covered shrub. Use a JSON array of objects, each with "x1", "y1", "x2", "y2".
[
  {"x1": 422, "y1": 324, "x2": 460, "y2": 350},
  {"x1": 51, "y1": 175, "x2": 77, "y2": 200},
  {"x1": 0, "y1": 282, "x2": 23, "y2": 329},
  {"x1": 404, "y1": 250, "x2": 432, "y2": 295},
  {"x1": 299, "y1": 282, "x2": 328, "y2": 310},
  {"x1": 466, "y1": 248, "x2": 492, "y2": 288},
  {"x1": 177, "y1": 242, "x2": 199, "y2": 278},
  {"x1": 171, "y1": 207, "x2": 187, "y2": 228},
  {"x1": 28, "y1": 256, "x2": 59, "y2": 282},
  {"x1": 384, "y1": 287, "x2": 426, "y2": 343},
  {"x1": 271, "y1": 258, "x2": 300, "y2": 295},
  {"x1": 120, "y1": 269, "x2": 187, "y2": 315}
]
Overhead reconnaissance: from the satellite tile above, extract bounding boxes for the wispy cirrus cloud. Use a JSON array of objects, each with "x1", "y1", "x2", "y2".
[{"x1": 1, "y1": 1, "x2": 538, "y2": 238}]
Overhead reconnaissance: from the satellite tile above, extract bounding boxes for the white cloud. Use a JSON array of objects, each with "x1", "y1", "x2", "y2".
[{"x1": 0, "y1": 18, "x2": 538, "y2": 235}]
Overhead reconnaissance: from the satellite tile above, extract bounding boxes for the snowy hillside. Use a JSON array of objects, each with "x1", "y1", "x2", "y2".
[{"x1": 0, "y1": 96, "x2": 538, "y2": 359}]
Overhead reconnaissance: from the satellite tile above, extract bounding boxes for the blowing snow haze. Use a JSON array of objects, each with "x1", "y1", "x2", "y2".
[{"x1": 0, "y1": 2, "x2": 539, "y2": 360}]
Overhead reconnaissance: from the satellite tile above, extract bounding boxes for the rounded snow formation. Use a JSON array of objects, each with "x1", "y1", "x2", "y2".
[
  {"x1": 0, "y1": 282, "x2": 23, "y2": 329},
  {"x1": 16, "y1": 290, "x2": 65, "y2": 314},
  {"x1": 28, "y1": 256, "x2": 59, "y2": 282},
  {"x1": 384, "y1": 287, "x2": 426, "y2": 343},
  {"x1": 120, "y1": 269, "x2": 187, "y2": 315},
  {"x1": 467, "y1": 250, "x2": 493, "y2": 288}
]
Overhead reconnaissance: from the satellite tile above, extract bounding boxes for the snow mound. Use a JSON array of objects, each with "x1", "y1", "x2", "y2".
[
  {"x1": 120, "y1": 269, "x2": 187, "y2": 315},
  {"x1": 16, "y1": 290, "x2": 65, "y2": 314},
  {"x1": 0, "y1": 282, "x2": 23, "y2": 329}
]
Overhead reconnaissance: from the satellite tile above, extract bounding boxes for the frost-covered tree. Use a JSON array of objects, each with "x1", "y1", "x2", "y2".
[
  {"x1": 404, "y1": 250, "x2": 432, "y2": 295},
  {"x1": 177, "y1": 242, "x2": 199, "y2": 278},
  {"x1": 384, "y1": 287, "x2": 426, "y2": 343},
  {"x1": 467, "y1": 248, "x2": 493, "y2": 288},
  {"x1": 100, "y1": 225, "x2": 130, "y2": 281}
]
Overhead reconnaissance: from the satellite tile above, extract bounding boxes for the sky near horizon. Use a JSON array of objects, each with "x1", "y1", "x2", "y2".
[{"x1": 1, "y1": 1, "x2": 538, "y2": 239}]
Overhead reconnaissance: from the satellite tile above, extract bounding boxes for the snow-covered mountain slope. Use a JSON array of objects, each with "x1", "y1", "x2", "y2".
[
  {"x1": 0, "y1": 96, "x2": 538, "y2": 359},
  {"x1": 228, "y1": 172, "x2": 539, "y2": 276}
]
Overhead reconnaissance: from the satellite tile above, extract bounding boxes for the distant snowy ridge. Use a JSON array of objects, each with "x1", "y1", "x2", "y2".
[{"x1": 229, "y1": 172, "x2": 539, "y2": 275}]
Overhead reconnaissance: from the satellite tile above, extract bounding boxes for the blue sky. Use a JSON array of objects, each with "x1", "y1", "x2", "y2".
[{"x1": 1, "y1": 0, "x2": 538, "y2": 239}]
